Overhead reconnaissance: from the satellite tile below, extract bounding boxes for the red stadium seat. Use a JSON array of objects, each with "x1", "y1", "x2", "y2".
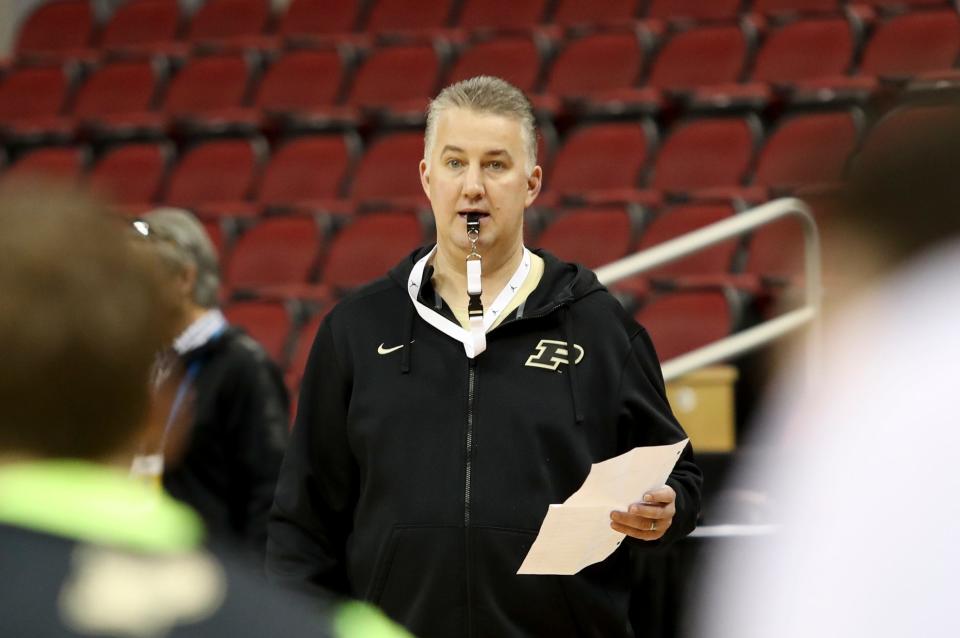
[
  {"x1": 278, "y1": 0, "x2": 361, "y2": 45},
  {"x1": 860, "y1": 10, "x2": 960, "y2": 78},
  {"x1": 447, "y1": 36, "x2": 542, "y2": 93},
  {"x1": 99, "y1": 0, "x2": 185, "y2": 59},
  {"x1": 88, "y1": 142, "x2": 170, "y2": 212},
  {"x1": 859, "y1": 103, "x2": 960, "y2": 160},
  {"x1": 645, "y1": 0, "x2": 741, "y2": 22},
  {"x1": 643, "y1": 116, "x2": 759, "y2": 203},
  {"x1": 458, "y1": 0, "x2": 548, "y2": 31},
  {"x1": 543, "y1": 121, "x2": 654, "y2": 206},
  {"x1": 535, "y1": 206, "x2": 640, "y2": 270},
  {"x1": 750, "y1": 17, "x2": 855, "y2": 87},
  {"x1": 202, "y1": 219, "x2": 227, "y2": 262},
  {"x1": 365, "y1": 0, "x2": 454, "y2": 35},
  {"x1": 752, "y1": 110, "x2": 860, "y2": 195},
  {"x1": 345, "y1": 44, "x2": 441, "y2": 119},
  {"x1": 0, "y1": 146, "x2": 84, "y2": 186},
  {"x1": 322, "y1": 211, "x2": 425, "y2": 292},
  {"x1": 348, "y1": 131, "x2": 429, "y2": 210},
  {"x1": 541, "y1": 30, "x2": 646, "y2": 111},
  {"x1": 257, "y1": 135, "x2": 354, "y2": 214},
  {"x1": 635, "y1": 203, "x2": 737, "y2": 282},
  {"x1": 254, "y1": 49, "x2": 347, "y2": 124},
  {"x1": 161, "y1": 53, "x2": 256, "y2": 129},
  {"x1": 0, "y1": 66, "x2": 71, "y2": 140},
  {"x1": 225, "y1": 216, "x2": 322, "y2": 297},
  {"x1": 14, "y1": 0, "x2": 95, "y2": 62},
  {"x1": 163, "y1": 138, "x2": 262, "y2": 218},
  {"x1": 70, "y1": 61, "x2": 163, "y2": 135},
  {"x1": 744, "y1": 215, "x2": 808, "y2": 285},
  {"x1": 856, "y1": 0, "x2": 951, "y2": 8},
  {"x1": 751, "y1": 0, "x2": 841, "y2": 15},
  {"x1": 223, "y1": 300, "x2": 293, "y2": 364},
  {"x1": 634, "y1": 290, "x2": 735, "y2": 362},
  {"x1": 187, "y1": 0, "x2": 276, "y2": 52},
  {"x1": 552, "y1": 0, "x2": 638, "y2": 28}
]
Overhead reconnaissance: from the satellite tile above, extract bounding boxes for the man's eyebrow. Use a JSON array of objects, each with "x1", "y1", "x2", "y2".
[
  {"x1": 485, "y1": 149, "x2": 511, "y2": 157},
  {"x1": 440, "y1": 145, "x2": 465, "y2": 154}
]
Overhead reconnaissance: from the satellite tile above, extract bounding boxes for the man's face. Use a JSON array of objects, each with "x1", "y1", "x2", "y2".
[{"x1": 420, "y1": 108, "x2": 541, "y2": 258}]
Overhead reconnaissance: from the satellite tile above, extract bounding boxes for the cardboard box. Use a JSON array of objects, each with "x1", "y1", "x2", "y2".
[{"x1": 666, "y1": 365, "x2": 738, "y2": 453}]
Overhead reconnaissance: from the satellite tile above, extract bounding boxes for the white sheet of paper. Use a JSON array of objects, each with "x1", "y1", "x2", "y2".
[{"x1": 517, "y1": 439, "x2": 688, "y2": 576}]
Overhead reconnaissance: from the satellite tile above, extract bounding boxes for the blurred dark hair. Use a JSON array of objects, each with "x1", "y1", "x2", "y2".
[
  {"x1": 841, "y1": 104, "x2": 960, "y2": 268},
  {"x1": 0, "y1": 181, "x2": 181, "y2": 460}
]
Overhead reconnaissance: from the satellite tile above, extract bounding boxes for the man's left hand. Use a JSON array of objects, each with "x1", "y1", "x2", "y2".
[{"x1": 609, "y1": 485, "x2": 676, "y2": 541}]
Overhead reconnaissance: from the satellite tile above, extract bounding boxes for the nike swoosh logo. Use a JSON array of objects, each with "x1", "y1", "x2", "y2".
[{"x1": 377, "y1": 343, "x2": 405, "y2": 355}]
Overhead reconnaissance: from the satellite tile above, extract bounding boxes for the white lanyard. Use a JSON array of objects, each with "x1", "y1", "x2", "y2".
[{"x1": 407, "y1": 245, "x2": 533, "y2": 358}]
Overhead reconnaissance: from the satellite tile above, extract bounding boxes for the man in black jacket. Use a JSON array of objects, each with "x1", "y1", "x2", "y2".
[
  {"x1": 137, "y1": 208, "x2": 289, "y2": 562},
  {"x1": 268, "y1": 76, "x2": 702, "y2": 637}
]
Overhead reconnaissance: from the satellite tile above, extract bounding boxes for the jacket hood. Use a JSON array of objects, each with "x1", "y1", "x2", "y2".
[{"x1": 387, "y1": 245, "x2": 606, "y2": 314}]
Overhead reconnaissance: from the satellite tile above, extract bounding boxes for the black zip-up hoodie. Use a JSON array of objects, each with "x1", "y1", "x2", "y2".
[{"x1": 268, "y1": 248, "x2": 702, "y2": 638}]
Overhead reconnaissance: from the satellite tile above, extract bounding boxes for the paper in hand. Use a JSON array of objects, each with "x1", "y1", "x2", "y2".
[{"x1": 517, "y1": 439, "x2": 689, "y2": 576}]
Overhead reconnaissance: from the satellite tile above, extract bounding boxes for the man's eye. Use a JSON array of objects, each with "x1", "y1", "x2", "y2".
[
  {"x1": 487, "y1": 161, "x2": 504, "y2": 170},
  {"x1": 446, "y1": 158, "x2": 463, "y2": 169}
]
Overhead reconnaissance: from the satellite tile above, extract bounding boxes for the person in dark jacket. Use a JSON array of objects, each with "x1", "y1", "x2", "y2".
[
  {"x1": 136, "y1": 207, "x2": 289, "y2": 561},
  {"x1": 0, "y1": 183, "x2": 343, "y2": 638},
  {"x1": 268, "y1": 76, "x2": 702, "y2": 637}
]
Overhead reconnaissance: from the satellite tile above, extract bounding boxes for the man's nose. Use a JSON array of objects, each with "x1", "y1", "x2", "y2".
[{"x1": 462, "y1": 164, "x2": 485, "y2": 199}]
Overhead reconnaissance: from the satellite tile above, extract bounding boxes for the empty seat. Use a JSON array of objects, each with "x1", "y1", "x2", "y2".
[
  {"x1": 163, "y1": 138, "x2": 261, "y2": 217},
  {"x1": 447, "y1": 36, "x2": 542, "y2": 93},
  {"x1": 646, "y1": 25, "x2": 748, "y2": 93},
  {"x1": 744, "y1": 215, "x2": 808, "y2": 285},
  {"x1": 225, "y1": 216, "x2": 322, "y2": 295},
  {"x1": 635, "y1": 203, "x2": 736, "y2": 281},
  {"x1": 752, "y1": 110, "x2": 859, "y2": 193},
  {"x1": 646, "y1": 116, "x2": 758, "y2": 200},
  {"x1": 322, "y1": 212, "x2": 425, "y2": 291},
  {"x1": 535, "y1": 207, "x2": 639, "y2": 269},
  {"x1": 88, "y1": 143, "x2": 169, "y2": 211},
  {"x1": 162, "y1": 53, "x2": 255, "y2": 128},
  {"x1": 257, "y1": 135, "x2": 353, "y2": 213},
  {"x1": 750, "y1": 17, "x2": 855, "y2": 87},
  {"x1": 348, "y1": 132, "x2": 429, "y2": 210},
  {"x1": 187, "y1": 0, "x2": 275, "y2": 51},
  {"x1": 0, "y1": 146, "x2": 84, "y2": 186},
  {"x1": 71, "y1": 61, "x2": 162, "y2": 134},
  {"x1": 278, "y1": 0, "x2": 361, "y2": 44},
  {"x1": 751, "y1": 0, "x2": 841, "y2": 15},
  {"x1": 223, "y1": 300, "x2": 292, "y2": 363},
  {"x1": 458, "y1": 0, "x2": 548, "y2": 31},
  {"x1": 858, "y1": 103, "x2": 960, "y2": 160},
  {"x1": 542, "y1": 31, "x2": 645, "y2": 105},
  {"x1": 13, "y1": 0, "x2": 94, "y2": 62},
  {"x1": 861, "y1": 10, "x2": 960, "y2": 78},
  {"x1": 644, "y1": 0, "x2": 741, "y2": 22},
  {"x1": 365, "y1": 0, "x2": 454, "y2": 34},
  {"x1": 544, "y1": 121, "x2": 653, "y2": 205},
  {"x1": 634, "y1": 290, "x2": 735, "y2": 361},
  {"x1": 254, "y1": 49, "x2": 346, "y2": 122},
  {"x1": 552, "y1": 0, "x2": 638, "y2": 28},
  {"x1": 345, "y1": 44, "x2": 441, "y2": 117},
  {"x1": 99, "y1": 0, "x2": 185, "y2": 58},
  {"x1": 0, "y1": 66, "x2": 71, "y2": 139}
]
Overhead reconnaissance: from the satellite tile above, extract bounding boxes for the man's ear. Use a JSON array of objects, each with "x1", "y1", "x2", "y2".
[
  {"x1": 525, "y1": 165, "x2": 543, "y2": 208},
  {"x1": 180, "y1": 263, "x2": 197, "y2": 299},
  {"x1": 419, "y1": 159, "x2": 431, "y2": 198}
]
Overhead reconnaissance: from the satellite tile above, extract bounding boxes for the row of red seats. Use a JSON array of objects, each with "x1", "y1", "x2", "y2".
[
  {"x1": 0, "y1": 106, "x2": 869, "y2": 217},
  {"x1": 4, "y1": 8, "x2": 957, "y2": 142},
  {"x1": 13, "y1": 0, "x2": 954, "y2": 67}
]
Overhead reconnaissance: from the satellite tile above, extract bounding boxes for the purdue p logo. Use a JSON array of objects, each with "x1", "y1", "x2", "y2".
[{"x1": 525, "y1": 340, "x2": 585, "y2": 371}]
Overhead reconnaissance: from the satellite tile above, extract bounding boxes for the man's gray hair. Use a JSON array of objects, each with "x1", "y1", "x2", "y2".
[
  {"x1": 424, "y1": 75, "x2": 537, "y2": 175},
  {"x1": 142, "y1": 207, "x2": 220, "y2": 309}
]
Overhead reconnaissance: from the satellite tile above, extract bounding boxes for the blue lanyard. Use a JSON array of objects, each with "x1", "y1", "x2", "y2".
[{"x1": 163, "y1": 360, "x2": 201, "y2": 439}]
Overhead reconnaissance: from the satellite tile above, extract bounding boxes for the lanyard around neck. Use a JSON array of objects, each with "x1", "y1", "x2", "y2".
[{"x1": 407, "y1": 245, "x2": 532, "y2": 358}]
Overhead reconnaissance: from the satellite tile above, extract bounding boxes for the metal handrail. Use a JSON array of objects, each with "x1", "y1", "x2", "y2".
[{"x1": 595, "y1": 198, "x2": 821, "y2": 382}]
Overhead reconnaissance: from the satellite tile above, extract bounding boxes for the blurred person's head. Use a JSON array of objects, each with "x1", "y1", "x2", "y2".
[
  {"x1": 420, "y1": 76, "x2": 542, "y2": 267},
  {"x1": 139, "y1": 207, "x2": 220, "y2": 328},
  {"x1": 0, "y1": 182, "x2": 180, "y2": 462}
]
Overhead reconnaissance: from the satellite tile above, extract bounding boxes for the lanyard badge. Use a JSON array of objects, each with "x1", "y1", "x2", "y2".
[{"x1": 465, "y1": 214, "x2": 486, "y2": 356}]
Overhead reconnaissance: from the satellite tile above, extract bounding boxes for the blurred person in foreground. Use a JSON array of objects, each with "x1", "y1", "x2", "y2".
[
  {"x1": 695, "y1": 112, "x2": 960, "y2": 637},
  {"x1": 267, "y1": 75, "x2": 702, "y2": 637},
  {"x1": 0, "y1": 184, "x2": 350, "y2": 636},
  {"x1": 133, "y1": 207, "x2": 288, "y2": 563}
]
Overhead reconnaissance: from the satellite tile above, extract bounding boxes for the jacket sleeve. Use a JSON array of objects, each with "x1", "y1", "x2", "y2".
[
  {"x1": 617, "y1": 326, "x2": 703, "y2": 545},
  {"x1": 267, "y1": 317, "x2": 357, "y2": 597},
  {"x1": 223, "y1": 344, "x2": 290, "y2": 562}
]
